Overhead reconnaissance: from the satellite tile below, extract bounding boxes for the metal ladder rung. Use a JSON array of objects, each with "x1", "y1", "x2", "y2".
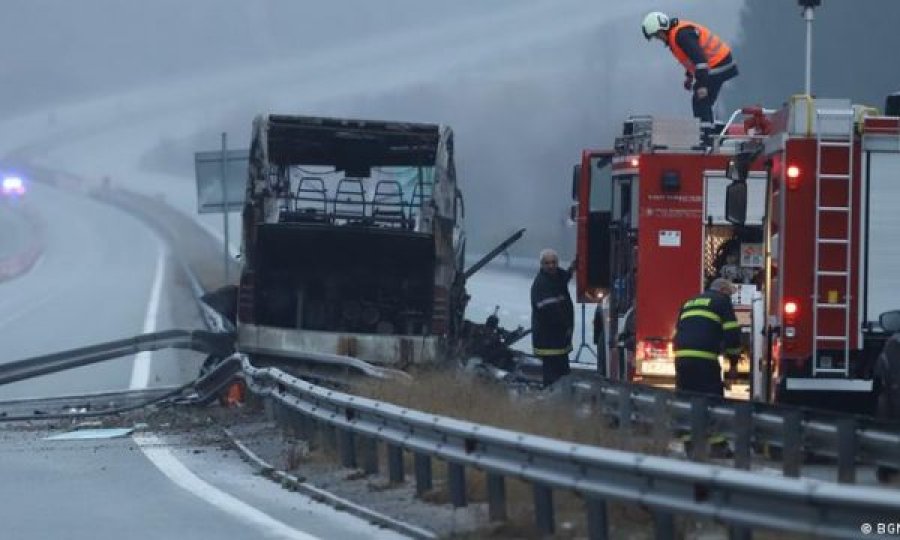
[
  {"x1": 819, "y1": 141, "x2": 852, "y2": 148},
  {"x1": 814, "y1": 109, "x2": 854, "y2": 358},
  {"x1": 813, "y1": 368, "x2": 850, "y2": 373}
]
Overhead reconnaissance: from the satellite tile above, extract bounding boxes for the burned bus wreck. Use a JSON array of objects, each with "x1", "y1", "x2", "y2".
[{"x1": 235, "y1": 115, "x2": 467, "y2": 366}]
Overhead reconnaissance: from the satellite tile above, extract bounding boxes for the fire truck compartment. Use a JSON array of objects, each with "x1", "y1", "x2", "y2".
[
  {"x1": 252, "y1": 222, "x2": 435, "y2": 336},
  {"x1": 864, "y1": 152, "x2": 900, "y2": 325}
]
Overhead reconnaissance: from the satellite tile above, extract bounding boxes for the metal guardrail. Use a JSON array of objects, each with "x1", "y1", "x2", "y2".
[
  {"x1": 568, "y1": 374, "x2": 900, "y2": 481},
  {"x1": 0, "y1": 330, "x2": 233, "y2": 387},
  {"x1": 241, "y1": 356, "x2": 900, "y2": 539}
]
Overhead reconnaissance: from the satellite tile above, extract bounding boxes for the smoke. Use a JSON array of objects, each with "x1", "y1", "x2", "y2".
[
  {"x1": 4, "y1": 1, "x2": 745, "y2": 259},
  {"x1": 730, "y1": 1, "x2": 900, "y2": 111}
]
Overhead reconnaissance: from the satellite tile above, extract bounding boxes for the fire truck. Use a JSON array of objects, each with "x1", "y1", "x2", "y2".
[
  {"x1": 572, "y1": 113, "x2": 768, "y2": 395},
  {"x1": 574, "y1": 96, "x2": 900, "y2": 412},
  {"x1": 723, "y1": 96, "x2": 900, "y2": 411}
]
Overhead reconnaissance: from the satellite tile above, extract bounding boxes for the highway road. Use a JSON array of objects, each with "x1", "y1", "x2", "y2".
[
  {"x1": 0, "y1": 180, "x2": 408, "y2": 539},
  {"x1": 0, "y1": 201, "x2": 33, "y2": 260},
  {"x1": 0, "y1": 180, "x2": 191, "y2": 400}
]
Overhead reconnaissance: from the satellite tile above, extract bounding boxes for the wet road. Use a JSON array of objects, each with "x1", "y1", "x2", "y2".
[{"x1": 0, "y1": 180, "x2": 407, "y2": 539}]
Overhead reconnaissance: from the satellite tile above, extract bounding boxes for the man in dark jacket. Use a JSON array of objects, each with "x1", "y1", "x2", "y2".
[
  {"x1": 642, "y1": 11, "x2": 739, "y2": 143},
  {"x1": 531, "y1": 249, "x2": 575, "y2": 387},
  {"x1": 673, "y1": 278, "x2": 741, "y2": 396}
]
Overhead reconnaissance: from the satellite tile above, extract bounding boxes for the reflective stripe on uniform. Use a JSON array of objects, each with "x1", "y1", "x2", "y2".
[
  {"x1": 534, "y1": 346, "x2": 572, "y2": 356},
  {"x1": 680, "y1": 309, "x2": 721, "y2": 323},
  {"x1": 723, "y1": 321, "x2": 740, "y2": 330},
  {"x1": 709, "y1": 62, "x2": 734, "y2": 75},
  {"x1": 725, "y1": 347, "x2": 742, "y2": 355},
  {"x1": 674, "y1": 349, "x2": 718, "y2": 360},
  {"x1": 536, "y1": 296, "x2": 564, "y2": 309}
]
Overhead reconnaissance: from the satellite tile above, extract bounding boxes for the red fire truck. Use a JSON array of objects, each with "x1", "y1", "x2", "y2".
[
  {"x1": 573, "y1": 113, "x2": 768, "y2": 394},
  {"x1": 723, "y1": 96, "x2": 900, "y2": 412},
  {"x1": 574, "y1": 96, "x2": 900, "y2": 412}
]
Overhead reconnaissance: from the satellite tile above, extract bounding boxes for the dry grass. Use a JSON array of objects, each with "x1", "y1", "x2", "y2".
[
  {"x1": 347, "y1": 369, "x2": 819, "y2": 539},
  {"x1": 352, "y1": 367, "x2": 666, "y2": 454}
]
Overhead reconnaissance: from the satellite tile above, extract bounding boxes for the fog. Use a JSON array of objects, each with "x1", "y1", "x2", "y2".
[
  {"x1": 3, "y1": 1, "x2": 748, "y2": 258},
  {"x1": 730, "y1": 0, "x2": 900, "y2": 113}
]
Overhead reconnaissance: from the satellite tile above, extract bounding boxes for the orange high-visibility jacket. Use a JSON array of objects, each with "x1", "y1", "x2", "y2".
[{"x1": 666, "y1": 20, "x2": 731, "y2": 75}]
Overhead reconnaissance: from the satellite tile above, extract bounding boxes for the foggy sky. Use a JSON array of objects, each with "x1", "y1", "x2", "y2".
[{"x1": 4, "y1": 1, "x2": 748, "y2": 257}]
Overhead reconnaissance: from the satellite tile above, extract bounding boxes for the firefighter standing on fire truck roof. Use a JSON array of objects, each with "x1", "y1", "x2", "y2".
[
  {"x1": 673, "y1": 278, "x2": 742, "y2": 396},
  {"x1": 641, "y1": 11, "x2": 739, "y2": 144}
]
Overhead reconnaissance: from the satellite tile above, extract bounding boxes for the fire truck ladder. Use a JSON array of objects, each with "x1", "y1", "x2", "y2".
[{"x1": 812, "y1": 107, "x2": 855, "y2": 377}]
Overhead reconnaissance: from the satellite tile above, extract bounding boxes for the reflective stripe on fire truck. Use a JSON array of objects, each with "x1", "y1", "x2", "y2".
[{"x1": 674, "y1": 349, "x2": 718, "y2": 360}]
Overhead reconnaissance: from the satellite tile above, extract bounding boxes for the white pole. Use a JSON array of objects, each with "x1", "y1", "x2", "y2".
[
  {"x1": 804, "y1": 6, "x2": 814, "y2": 95},
  {"x1": 221, "y1": 132, "x2": 230, "y2": 283}
]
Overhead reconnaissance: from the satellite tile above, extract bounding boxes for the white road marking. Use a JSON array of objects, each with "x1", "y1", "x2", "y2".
[
  {"x1": 134, "y1": 434, "x2": 318, "y2": 540},
  {"x1": 129, "y1": 240, "x2": 166, "y2": 390}
]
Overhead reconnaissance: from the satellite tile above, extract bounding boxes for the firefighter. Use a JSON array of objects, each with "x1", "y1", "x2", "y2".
[
  {"x1": 673, "y1": 278, "x2": 741, "y2": 396},
  {"x1": 641, "y1": 11, "x2": 739, "y2": 144},
  {"x1": 531, "y1": 249, "x2": 575, "y2": 387}
]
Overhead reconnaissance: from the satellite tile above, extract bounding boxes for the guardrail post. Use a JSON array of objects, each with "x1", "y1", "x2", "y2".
[
  {"x1": 487, "y1": 474, "x2": 506, "y2": 522},
  {"x1": 448, "y1": 462, "x2": 467, "y2": 507},
  {"x1": 653, "y1": 510, "x2": 675, "y2": 540},
  {"x1": 533, "y1": 484, "x2": 554, "y2": 535},
  {"x1": 734, "y1": 403, "x2": 752, "y2": 470},
  {"x1": 263, "y1": 398, "x2": 275, "y2": 422},
  {"x1": 586, "y1": 497, "x2": 609, "y2": 540},
  {"x1": 690, "y1": 396, "x2": 709, "y2": 461},
  {"x1": 782, "y1": 410, "x2": 802, "y2": 478},
  {"x1": 321, "y1": 423, "x2": 338, "y2": 454},
  {"x1": 414, "y1": 453, "x2": 432, "y2": 496},
  {"x1": 387, "y1": 444, "x2": 404, "y2": 484},
  {"x1": 297, "y1": 413, "x2": 314, "y2": 442},
  {"x1": 361, "y1": 436, "x2": 379, "y2": 475},
  {"x1": 729, "y1": 525, "x2": 753, "y2": 540},
  {"x1": 338, "y1": 428, "x2": 356, "y2": 469},
  {"x1": 618, "y1": 385, "x2": 632, "y2": 430},
  {"x1": 652, "y1": 393, "x2": 669, "y2": 447},
  {"x1": 837, "y1": 417, "x2": 856, "y2": 484}
]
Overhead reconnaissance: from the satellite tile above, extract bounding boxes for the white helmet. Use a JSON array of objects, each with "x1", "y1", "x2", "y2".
[{"x1": 642, "y1": 11, "x2": 672, "y2": 40}]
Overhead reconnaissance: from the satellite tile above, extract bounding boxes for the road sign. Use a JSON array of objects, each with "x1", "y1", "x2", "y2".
[{"x1": 194, "y1": 149, "x2": 248, "y2": 214}]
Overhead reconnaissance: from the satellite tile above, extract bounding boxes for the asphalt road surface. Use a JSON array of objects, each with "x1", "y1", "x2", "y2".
[{"x1": 0, "y1": 180, "x2": 408, "y2": 539}]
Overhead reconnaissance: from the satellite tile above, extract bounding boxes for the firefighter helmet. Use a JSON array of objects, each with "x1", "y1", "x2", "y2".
[{"x1": 642, "y1": 11, "x2": 672, "y2": 40}]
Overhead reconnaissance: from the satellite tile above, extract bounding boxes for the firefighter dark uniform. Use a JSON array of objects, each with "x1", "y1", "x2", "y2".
[
  {"x1": 667, "y1": 19, "x2": 738, "y2": 138},
  {"x1": 673, "y1": 286, "x2": 741, "y2": 396},
  {"x1": 531, "y1": 266, "x2": 574, "y2": 387}
]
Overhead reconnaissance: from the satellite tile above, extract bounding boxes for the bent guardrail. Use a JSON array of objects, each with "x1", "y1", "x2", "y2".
[{"x1": 241, "y1": 357, "x2": 900, "y2": 539}]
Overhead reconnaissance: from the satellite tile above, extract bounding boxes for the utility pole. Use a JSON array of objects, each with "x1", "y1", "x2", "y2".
[{"x1": 799, "y1": 0, "x2": 822, "y2": 96}]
